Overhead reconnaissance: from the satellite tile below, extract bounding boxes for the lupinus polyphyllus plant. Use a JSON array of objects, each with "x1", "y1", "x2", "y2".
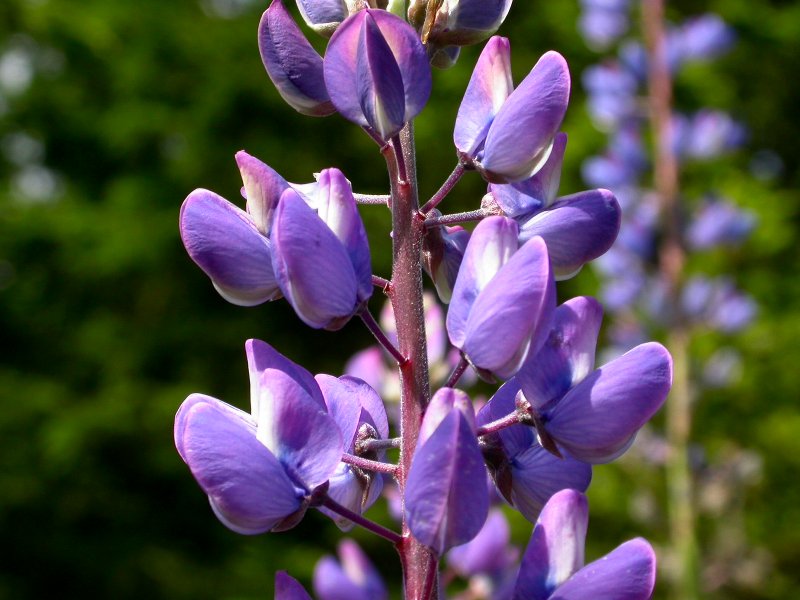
[
  {"x1": 174, "y1": 1, "x2": 673, "y2": 598},
  {"x1": 577, "y1": 2, "x2": 757, "y2": 598}
]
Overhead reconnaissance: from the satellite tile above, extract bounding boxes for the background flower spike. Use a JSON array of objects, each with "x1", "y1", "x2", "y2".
[
  {"x1": 259, "y1": 0, "x2": 336, "y2": 117},
  {"x1": 324, "y1": 9, "x2": 432, "y2": 140}
]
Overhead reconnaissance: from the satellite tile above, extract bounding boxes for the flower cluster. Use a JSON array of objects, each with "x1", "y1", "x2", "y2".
[
  {"x1": 578, "y1": 7, "x2": 756, "y2": 377},
  {"x1": 174, "y1": 2, "x2": 672, "y2": 598}
]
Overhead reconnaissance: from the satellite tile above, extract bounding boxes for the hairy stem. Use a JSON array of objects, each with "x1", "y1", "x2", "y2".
[
  {"x1": 424, "y1": 208, "x2": 489, "y2": 228},
  {"x1": 386, "y1": 121, "x2": 437, "y2": 600},
  {"x1": 340, "y1": 453, "x2": 399, "y2": 476},
  {"x1": 642, "y1": 1, "x2": 698, "y2": 598}
]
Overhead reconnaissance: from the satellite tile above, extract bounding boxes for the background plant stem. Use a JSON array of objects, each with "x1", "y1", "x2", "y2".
[{"x1": 642, "y1": 1, "x2": 699, "y2": 597}]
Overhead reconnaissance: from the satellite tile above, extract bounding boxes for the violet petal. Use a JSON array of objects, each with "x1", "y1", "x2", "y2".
[
  {"x1": 481, "y1": 51, "x2": 570, "y2": 182},
  {"x1": 514, "y1": 489, "x2": 588, "y2": 599},
  {"x1": 175, "y1": 394, "x2": 303, "y2": 535},
  {"x1": 259, "y1": 0, "x2": 336, "y2": 117},
  {"x1": 462, "y1": 235, "x2": 556, "y2": 378},
  {"x1": 255, "y1": 369, "x2": 343, "y2": 489},
  {"x1": 517, "y1": 296, "x2": 603, "y2": 413},
  {"x1": 180, "y1": 189, "x2": 280, "y2": 306},
  {"x1": 271, "y1": 189, "x2": 359, "y2": 329},
  {"x1": 236, "y1": 151, "x2": 290, "y2": 235},
  {"x1": 276, "y1": 571, "x2": 314, "y2": 600},
  {"x1": 549, "y1": 538, "x2": 657, "y2": 600},
  {"x1": 454, "y1": 36, "x2": 513, "y2": 158},
  {"x1": 406, "y1": 409, "x2": 489, "y2": 553},
  {"x1": 543, "y1": 342, "x2": 673, "y2": 463},
  {"x1": 518, "y1": 189, "x2": 622, "y2": 280}
]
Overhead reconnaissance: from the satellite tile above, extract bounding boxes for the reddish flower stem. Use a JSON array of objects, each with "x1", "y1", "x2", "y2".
[
  {"x1": 385, "y1": 122, "x2": 438, "y2": 600},
  {"x1": 320, "y1": 495, "x2": 402, "y2": 545},
  {"x1": 475, "y1": 411, "x2": 527, "y2": 437},
  {"x1": 444, "y1": 354, "x2": 470, "y2": 389},
  {"x1": 419, "y1": 163, "x2": 466, "y2": 214},
  {"x1": 358, "y1": 307, "x2": 407, "y2": 366},
  {"x1": 424, "y1": 208, "x2": 488, "y2": 228}
]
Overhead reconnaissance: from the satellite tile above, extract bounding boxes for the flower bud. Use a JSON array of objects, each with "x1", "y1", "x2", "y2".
[
  {"x1": 259, "y1": 0, "x2": 336, "y2": 116},
  {"x1": 324, "y1": 9, "x2": 431, "y2": 140}
]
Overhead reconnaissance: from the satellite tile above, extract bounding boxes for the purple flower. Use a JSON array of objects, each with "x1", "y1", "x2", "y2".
[
  {"x1": 455, "y1": 38, "x2": 571, "y2": 182},
  {"x1": 276, "y1": 571, "x2": 313, "y2": 600},
  {"x1": 314, "y1": 374, "x2": 389, "y2": 530},
  {"x1": 179, "y1": 151, "x2": 291, "y2": 306},
  {"x1": 405, "y1": 388, "x2": 489, "y2": 553},
  {"x1": 578, "y1": 0, "x2": 630, "y2": 51},
  {"x1": 477, "y1": 380, "x2": 592, "y2": 522},
  {"x1": 513, "y1": 489, "x2": 657, "y2": 599},
  {"x1": 259, "y1": 0, "x2": 336, "y2": 117},
  {"x1": 323, "y1": 9, "x2": 431, "y2": 140},
  {"x1": 487, "y1": 133, "x2": 622, "y2": 279},
  {"x1": 313, "y1": 539, "x2": 387, "y2": 600},
  {"x1": 686, "y1": 197, "x2": 755, "y2": 250},
  {"x1": 673, "y1": 110, "x2": 747, "y2": 160},
  {"x1": 271, "y1": 168, "x2": 372, "y2": 329},
  {"x1": 516, "y1": 296, "x2": 673, "y2": 463},
  {"x1": 674, "y1": 13, "x2": 735, "y2": 64},
  {"x1": 422, "y1": 0, "x2": 513, "y2": 47},
  {"x1": 174, "y1": 340, "x2": 343, "y2": 534},
  {"x1": 446, "y1": 217, "x2": 556, "y2": 379},
  {"x1": 447, "y1": 508, "x2": 519, "y2": 578}
]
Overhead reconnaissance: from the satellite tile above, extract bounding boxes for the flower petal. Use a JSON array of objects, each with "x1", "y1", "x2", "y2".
[
  {"x1": 462, "y1": 235, "x2": 556, "y2": 378},
  {"x1": 509, "y1": 446, "x2": 592, "y2": 523},
  {"x1": 315, "y1": 168, "x2": 373, "y2": 302},
  {"x1": 259, "y1": 0, "x2": 336, "y2": 117},
  {"x1": 180, "y1": 189, "x2": 280, "y2": 306},
  {"x1": 246, "y1": 338, "x2": 326, "y2": 421},
  {"x1": 276, "y1": 571, "x2": 314, "y2": 600},
  {"x1": 514, "y1": 489, "x2": 588, "y2": 599},
  {"x1": 447, "y1": 216, "x2": 519, "y2": 349},
  {"x1": 518, "y1": 189, "x2": 621, "y2": 280},
  {"x1": 454, "y1": 36, "x2": 513, "y2": 158},
  {"x1": 489, "y1": 132, "x2": 567, "y2": 218},
  {"x1": 549, "y1": 538, "x2": 656, "y2": 600},
  {"x1": 481, "y1": 51, "x2": 570, "y2": 182},
  {"x1": 271, "y1": 189, "x2": 359, "y2": 329},
  {"x1": 517, "y1": 296, "x2": 603, "y2": 413},
  {"x1": 406, "y1": 408, "x2": 489, "y2": 553},
  {"x1": 175, "y1": 394, "x2": 303, "y2": 535},
  {"x1": 295, "y1": 0, "x2": 347, "y2": 36},
  {"x1": 313, "y1": 539, "x2": 387, "y2": 600},
  {"x1": 236, "y1": 151, "x2": 290, "y2": 235},
  {"x1": 256, "y1": 369, "x2": 343, "y2": 489},
  {"x1": 447, "y1": 508, "x2": 516, "y2": 577},
  {"x1": 324, "y1": 10, "x2": 431, "y2": 137},
  {"x1": 543, "y1": 342, "x2": 673, "y2": 463}
]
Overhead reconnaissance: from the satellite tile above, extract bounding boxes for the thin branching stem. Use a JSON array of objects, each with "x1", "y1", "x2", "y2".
[
  {"x1": 358, "y1": 307, "x2": 407, "y2": 365},
  {"x1": 424, "y1": 208, "x2": 488, "y2": 228},
  {"x1": 341, "y1": 453, "x2": 399, "y2": 476},
  {"x1": 320, "y1": 495, "x2": 403, "y2": 545},
  {"x1": 355, "y1": 193, "x2": 391, "y2": 205},
  {"x1": 444, "y1": 354, "x2": 470, "y2": 389},
  {"x1": 419, "y1": 164, "x2": 466, "y2": 214}
]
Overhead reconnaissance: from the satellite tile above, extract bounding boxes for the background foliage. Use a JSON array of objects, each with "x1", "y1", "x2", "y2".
[{"x1": 0, "y1": 0, "x2": 798, "y2": 598}]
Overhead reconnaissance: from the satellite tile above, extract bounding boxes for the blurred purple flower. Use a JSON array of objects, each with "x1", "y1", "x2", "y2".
[
  {"x1": 686, "y1": 197, "x2": 756, "y2": 250},
  {"x1": 276, "y1": 571, "x2": 314, "y2": 600},
  {"x1": 313, "y1": 539, "x2": 387, "y2": 600},
  {"x1": 578, "y1": 0, "x2": 630, "y2": 51}
]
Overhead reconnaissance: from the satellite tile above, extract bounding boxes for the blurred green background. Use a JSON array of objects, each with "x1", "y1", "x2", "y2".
[{"x1": 1, "y1": 0, "x2": 798, "y2": 598}]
